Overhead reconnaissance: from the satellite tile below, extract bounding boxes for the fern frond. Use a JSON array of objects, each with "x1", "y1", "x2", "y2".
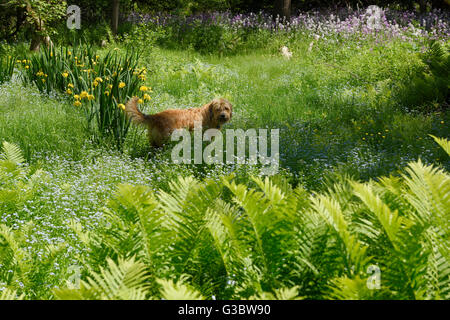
[
  {"x1": 158, "y1": 176, "x2": 202, "y2": 217},
  {"x1": 248, "y1": 286, "x2": 302, "y2": 300},
  {"x1": 0, "y1": 223, "x2": 33, "y2": 289},
  {"x1": 430, "y1": 135, "x2": 450, "y2": 156},
  {"x1": 0, "y1": 288, "x2": 24, "y2": 300},
  {"x1": 223, "y1": 176, "x2": 302, "y2": 289},
  {"x1": 206, "y1": 199, "x2": 263, "y2": 297},
  {"x1": 327, "y1": 276, "x2": 376, "y2": 300},
  {"x1": 107, "y1": 184, "x2": 164, "y2": 264},
  {"x1": 54, "y1": 257, "x2": 150, "y2": 300},
  {"x1": 310, "y1": 194, "x2": 369, "y2": 275},
  {"x1": 86, "y1": 257, "x2": 149, "y2": 299},
  {"x1": 402, "y1": 160, "x2": 450, "y2": 227},
  {"x1": 424, "y1": 229, "x2": 450, "y2": 299},
  {"x1": 206, "y1": 200, "x2": 248, "y2": 275},
  {"x1": 351, "y1": 182, "x2": 409, "y2": 250},
  {"x1": 158, "y1": 177, "x2": 223, "y2": 277},
  {"x1": 157, "y1": 276, "x2": 204, "y2": 300},
  {"x1": 0, "y1": 141, "x2": 25, "y2": 165}
]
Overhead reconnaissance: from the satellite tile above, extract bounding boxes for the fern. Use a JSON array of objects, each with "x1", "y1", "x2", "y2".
[
  {"x1": 327, "y1": 276, "x2": 377, "y2": 300},
  {"x1": 399, "y1": 40, "x2": 449, "y2": 110},
  {"x1": 0, "y1": 141, "x2": 47, "y2": 214},
  {"x1": 0, "y1": 222, "x2": 65, "y2": 299},
  {"x1": 59, "y1": 137, "x2": 450, "y2": 300},
  {"x1": 0, "y1": 142, "x2": 25, "y2": 165},
  {"x1": 54, "y1": 257, "x2": 150, "y2": 300},
  {"x1": 248, "y1": 286, "x2": 302, "y2": 300},
  {"x1": 0, "y1": 288, "x2": 24, "y2": 300},
  {"x1": 311, "y1": 193, "x2": 370, "y2": 276},
  {"x1": 430, "y1": 135, "x2": 450, "y2": 157},
  {"x1": 352, "y1": 182, "x2": 409, "y2": 250},
  {"x1": 157, "y1": 276, "x2": 204, "y2": 300},
  {"x1": 206, "y1": 198, "x2": 263, "y2": 298}
]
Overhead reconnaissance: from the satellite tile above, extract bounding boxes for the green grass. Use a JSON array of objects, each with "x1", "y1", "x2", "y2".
[
  {"x1": 0, "y1": 82, "x2": 89, "y2": 161},
  {"x1": 134, "y1": 41, "x2": 449, "y2": 187},
  {"x1": 1, "y1": 38, "x2": 449, "y2": 186}
]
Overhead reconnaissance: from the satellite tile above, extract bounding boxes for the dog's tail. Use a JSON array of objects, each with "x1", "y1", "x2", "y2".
[{"x1": 125, "y1": 97, "x2": 150, "y2": 125}]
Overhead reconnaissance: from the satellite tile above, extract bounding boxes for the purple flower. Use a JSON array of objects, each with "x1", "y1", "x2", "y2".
[{"x1": 125, "y1": 7, "x2": 449, "y2": 42}]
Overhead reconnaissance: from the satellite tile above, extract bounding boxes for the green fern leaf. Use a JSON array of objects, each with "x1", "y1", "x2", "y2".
[
  {"x1": 1, "y1": 142, "x2": 25, "y2": 165},
  {"x1": 327, "y1": 276, "x2": 376, "y2": 300},
  {"x1": 0, "y1": 288, "x2": 24, "y2": 300},
  {"x1": 430, "y1": 135, "x2": 450, "y2": 156},
  {"x1": 351, "y1": 182, "x2": 409, "y2": 250},
  {"x1": 157, "y1": 276, "x2": 204, "y2": 300},
  {"x1": 54, "y1": 257, "x2": 150, "y2": 300}
]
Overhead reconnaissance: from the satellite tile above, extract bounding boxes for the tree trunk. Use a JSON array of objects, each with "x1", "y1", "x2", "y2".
[
  {"x1": 111, "y1": 0, "x2": 120, "y2": 35},
  {"x1": 418, "y1": 0, "x2": 429, "y2": 12},
  {"x1": 275, "y1": 0, "x2": 291, "y2": 20},
  {"x1": 25, "y1": 1, "x2": 47, "y2": 51},
  {"x1": 30, "y1": 34, "x2": 42, "y2": 51}
]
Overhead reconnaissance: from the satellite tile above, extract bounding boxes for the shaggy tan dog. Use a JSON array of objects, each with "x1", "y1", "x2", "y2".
[{"x1": 125, "y1": 97, "x2": 232, "y2": 147}]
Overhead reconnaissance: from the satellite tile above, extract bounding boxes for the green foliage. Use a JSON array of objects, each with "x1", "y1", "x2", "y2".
[
  {"x1": 183, "y1": 23, "x2": 241, "y2": 55},
  {"x1": 1, "y1": 136, "x2": 449, "y2": 299},
  {"x1": 0, "y1": 142, "x2": 66, "y2": 299},
  {"x1": 0, "y1": 141, "x2": 46, "y2": 212},
  {"x1": 54, "y1": 257, "x2": 150, "y2": 300},
  {"x1": 5, "y1": 0, "x2": 67, "y2": 38},
  {"x1": 0, "y1": 141, "x2": 25, "y2": 164},
  {"x1": 1, "y1": 15, "x2": 449, "y2": 300},
  {"x1": 54, "y1": 21, "x2": 114, "y2": 47},
  {"x1": 0, "y1": 55, "x2": 15, "y2": 84},
  {"x1": 0, "y1": 288, "x2": 24, "y2": 300},
  {"x1": 19, "y1": 43, "x2": 148, "y2": 148},
  {"x1": 135, "y1": 17, "x2": 245, "y2": 55},
  {"x1": 0, "y1": 83, "x2": 89, "y2": 161},
  {"x1": 399, "y1": 40, "x2": 449, "y2": 111},
  {"x1": 156, "y1": 276, "x2": 204, "y2": 300},
  {"x1": 45, "y1": 137, "x2": 449, "y2": 300},
  {"x1": 431, "y1": 134, "x2": 450, "y2": 155}
]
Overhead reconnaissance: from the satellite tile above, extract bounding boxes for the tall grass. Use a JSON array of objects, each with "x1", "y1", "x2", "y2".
[
  {"x1": 0, "y1": 55, "x2": 15, "y2": 84},
  {"x1": 0, "y1": 83, "x2": 88, "y2": 160},
  {"x1": 19, "y1": 44, "x2": 148, "y2": 148}
]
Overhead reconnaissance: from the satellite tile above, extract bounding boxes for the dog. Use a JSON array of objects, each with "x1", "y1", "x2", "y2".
[{"x1": 125, "y1": 97, "x2": 232, "y2": 147}]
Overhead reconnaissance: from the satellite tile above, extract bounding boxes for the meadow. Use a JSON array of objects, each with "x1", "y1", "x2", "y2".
[{"x1": 0, "y1": 7, "x2": 449, "y2": 300}]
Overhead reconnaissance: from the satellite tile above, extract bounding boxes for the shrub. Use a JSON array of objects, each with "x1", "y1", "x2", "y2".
[
  {"x1": 19, "y1": 44, "x2": 150, "y2": 148},
  {"x1": 399, "y1": 40, "x2": 450, "y2": 111}
]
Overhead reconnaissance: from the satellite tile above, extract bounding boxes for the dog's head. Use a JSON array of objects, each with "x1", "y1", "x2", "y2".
[{"x1": 208, "y1": 98, "x2": 232, "y2": 126}]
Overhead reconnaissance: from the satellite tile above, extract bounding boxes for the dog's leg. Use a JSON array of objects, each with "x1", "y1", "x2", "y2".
[{"x1": 150, "y1": 127, "x2": 165, "y2": 147}]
